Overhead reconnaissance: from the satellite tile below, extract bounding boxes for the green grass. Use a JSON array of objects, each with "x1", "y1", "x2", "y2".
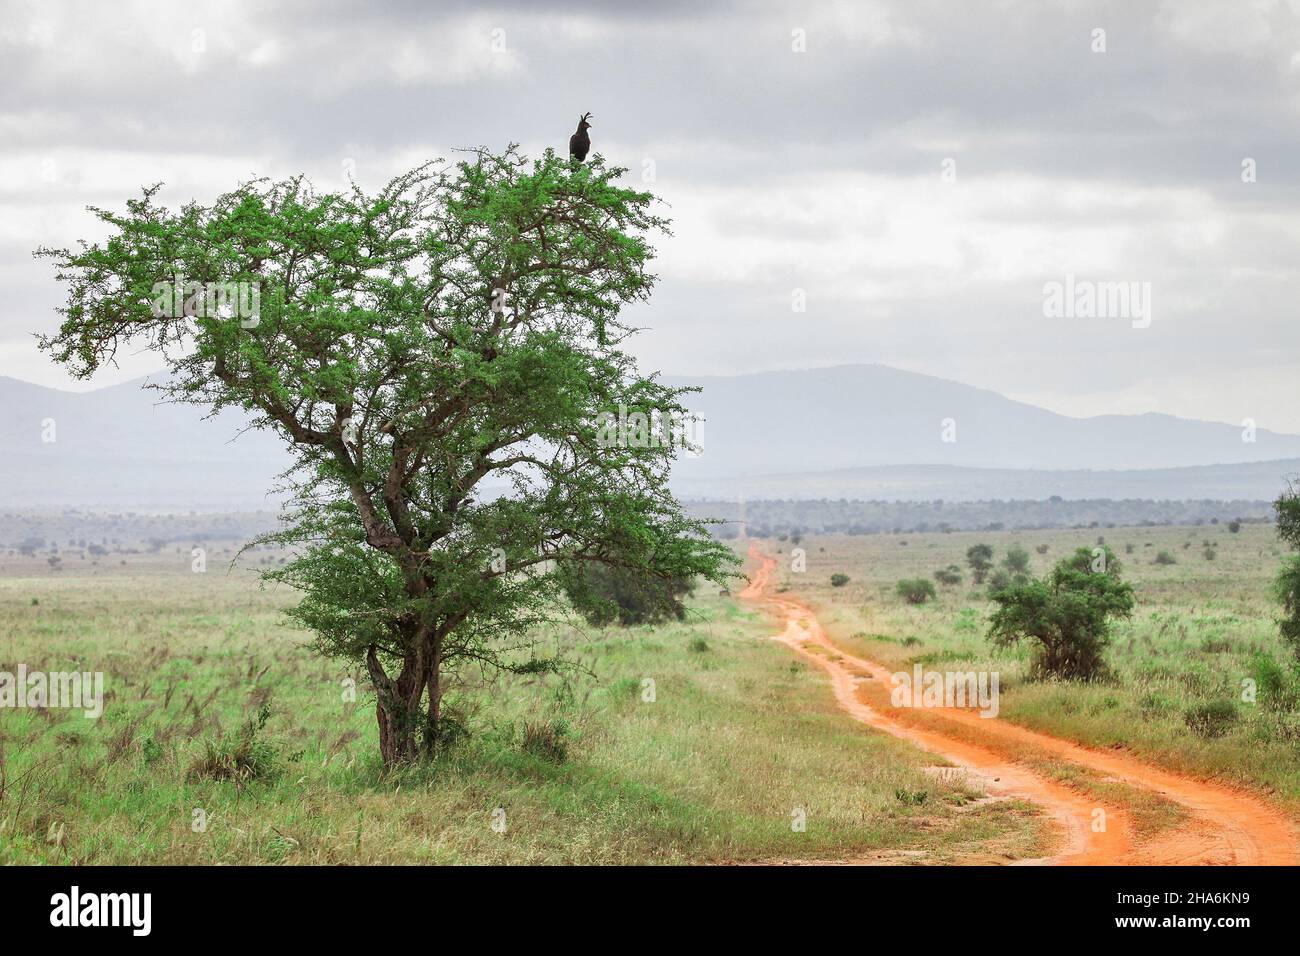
[
  {"x1": 0, "y1": 557, "x2": 1045, "y2": 864},
  {"x1": 782, "y1": 524, "x2": 1300, "y2": 811}
]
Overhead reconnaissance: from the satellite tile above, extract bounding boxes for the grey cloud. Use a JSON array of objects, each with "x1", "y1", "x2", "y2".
[{"x1": 2, "y1": 0, "x2": 1298, "y2": 429}]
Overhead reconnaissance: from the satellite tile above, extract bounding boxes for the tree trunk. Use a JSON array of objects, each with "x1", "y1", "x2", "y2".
[
  {"x1": 368, "y1": 645, "x2": 425, "y2": 768},
  {"x1": 423, "y1": 641, "x2": 443, "y2": 758}
]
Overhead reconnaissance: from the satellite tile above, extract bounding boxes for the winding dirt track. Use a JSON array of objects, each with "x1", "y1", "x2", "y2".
[{"x1": 740, "y1": 543, "x2": 1298, "y2": 865}]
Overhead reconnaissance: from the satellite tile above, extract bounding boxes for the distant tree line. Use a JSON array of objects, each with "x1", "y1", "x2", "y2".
[{"x1": 688, "y1": 497, "x2": 1274, "y2": 539}]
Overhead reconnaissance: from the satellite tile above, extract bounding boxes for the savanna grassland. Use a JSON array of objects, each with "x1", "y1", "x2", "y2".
[
  {"x1": 772, "y1": 523, "x2": 1300, "y2": 818},
  {"x1": 0, "y1": 545, "x2": 1046, "y2": 865}
]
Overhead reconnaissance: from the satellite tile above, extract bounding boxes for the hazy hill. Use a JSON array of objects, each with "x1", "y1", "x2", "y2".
[
  {"x1": 665, "y1": 365, "x2": 1300, "y2": 478},
  {"x1": 0, "y1": 374, "x2": 287, "y2": 510},
  {"x1": 3, "y1": 364, "x2": 1298, "y2": 509}
]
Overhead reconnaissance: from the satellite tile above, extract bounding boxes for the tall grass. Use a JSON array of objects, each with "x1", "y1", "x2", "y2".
[{"x1": 0, "y1": 560, "x2": 1042, "y2": 863}]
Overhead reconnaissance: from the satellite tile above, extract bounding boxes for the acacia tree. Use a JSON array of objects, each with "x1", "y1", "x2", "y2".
[
  {"x1": 1002, "y1": 545, "x2": 1031, "y2": 576},
  {"x1": 966, "y1": 543, "x2": 994, "y2": 584},
  {"x1": 37, "y1": 147, "x2": 734, "y2": 766},
  {"x1": 986, "y1": 546, "x2": 1134, "y2": 679}
]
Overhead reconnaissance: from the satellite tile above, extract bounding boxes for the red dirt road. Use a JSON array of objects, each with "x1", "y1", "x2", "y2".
[{"x1": 740, "y1": 543, "x2": 1298, "y2": 865}]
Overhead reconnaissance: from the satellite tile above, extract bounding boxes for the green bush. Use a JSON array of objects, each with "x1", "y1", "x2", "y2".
[
  {"x1": 987, "y1": 546, "x2": 1134, "y2": 680},
  {"x1": 1153, "y1": 550, "x2": 1177, "y2": 565},
  {"x1": 188, "y1": 704, "x2": 281, "y2": 783},
  {"x1": 933, "y1": 565, "x2": 963, "y2": 586},
  {"x1": 1251, "y1": 653, "x2": 1296, "y2": 710},
  {"x1": 895, "y1": 578, "x2": 937, "y2": 605},
  {"x1": 1275, "y1": 554, "x2": 1300, "y2": 657},
  {"x1": 520, "y1": 717, "x2": 571, "y2": 763},
  {"x1": 830, "y1": 573, "x2": 850, "y2": 588},
  {"x1": 1003, "y1": 545, "x2": 1031, "y2": 575},
  {"x1": 966, "y1": 543, "x2": 994, "y2": 584}
]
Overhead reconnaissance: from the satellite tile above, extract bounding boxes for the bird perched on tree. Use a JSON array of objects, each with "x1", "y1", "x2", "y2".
[{"x1": 569, "y1": 112, "x2": 593, "y2": 163}]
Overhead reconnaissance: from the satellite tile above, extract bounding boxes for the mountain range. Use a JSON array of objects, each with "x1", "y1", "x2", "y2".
[{"x1": 2, "y1": 364, "x2": 1296, "y2": 509}]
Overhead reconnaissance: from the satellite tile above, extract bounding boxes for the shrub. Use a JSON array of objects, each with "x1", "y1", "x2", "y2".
[
  {"x1": 1153, "y1": 550, "x2": 1177, "y2": 565},
  {"x1": 141, "y1": 734, "x2": 164, "y2": 765},
  {"x1": 1183, "y1": 700, "x2": 1238, "y2": 739},
  {"x1": 188, "y1": 704, "x2": 280, "y2": 783},
  {"x1": 1003, "y1": 545, "x2": 1031, "y2": 575},
  {"x1": 830, "y1": 573, "x2": 850, "y2": 588},
  {"x1": 987, "y1": 546, "x2": 1134, "y2": 680},
  {"x1": 1228, "y1": 520, "x2": 1242, "y2": 533},
  {"x1": 1250, "y1": 653, "x2": 1296, "y2": 710},
  {"x1": 520, "y1": 717, "x2": 571, "y2": 763},
  {"x1": 1035, "y1": 544, "x2": 1049, "y2": 555},
  {"x1": 933, "y1": 565, "x2": 963, "y2": 586},
  {"x1": 896, "y1": 578, "x2": 937, "y2": 605},
  {"x1": 1276, "y1": 558, "x2": 1300, "y2": 655},
  {"x1": 1274, "y1": 482, "x2": 1300, "y2": 658},
  {"x1": 687, "y1": 636, "x2": 710, "y2": 653},
  {"x1": 966, "y1": 544, "x2": 994, "y2": 584}
]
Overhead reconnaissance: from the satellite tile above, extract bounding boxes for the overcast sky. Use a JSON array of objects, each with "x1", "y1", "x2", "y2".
[{"x1": 3, "y1": 0, "x2": 1299, "y2": 430}]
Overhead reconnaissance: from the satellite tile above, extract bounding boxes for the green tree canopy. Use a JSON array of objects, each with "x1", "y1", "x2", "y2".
[
  {"x1": 933, "y1": 565, "x2": 963, "y2": 586},
  {"x1": 1274, "y1": 482, "x2": 1300, "y2": 656},
  {"x1": 561, "y1": 562, "x2": 693, "y2": 627},
  {"x1": 896, "y1": 578, "x2": 936, "y2": 605},
  {"x1": 1002, "y1": 544, "x2": 1031, "y2": 575},
  {"x1": 966, "y1": 543, "x2": 994, "y2": 584},
  {"x1": 37, "y1": 146, "x2": 736, "y2": 765},
  {"x1": 987, "y1": 545, "x2": 1134, "y2": 679}
]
